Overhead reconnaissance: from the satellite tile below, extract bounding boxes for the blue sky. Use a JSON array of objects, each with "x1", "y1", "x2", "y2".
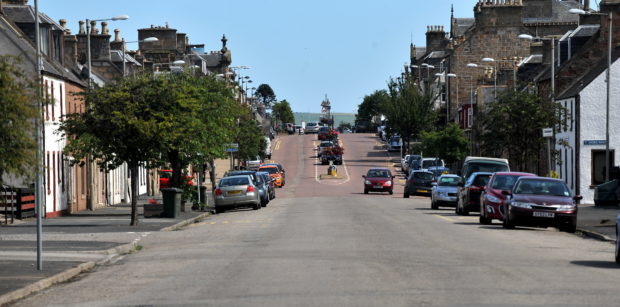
[{"x1": 40, "y1": 1, "x2": 502, "y2": 113}]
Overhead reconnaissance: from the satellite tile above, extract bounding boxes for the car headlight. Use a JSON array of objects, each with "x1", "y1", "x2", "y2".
[
  {"x1": 385, "y1": 181, "x2": 392, "y2": 186},
  {"x1": 511, "y1": 202, "x2": 534, "y2": 209},
  {"x1": 556, "y1": 204, "x2": 576, "y2": 211},
  {"x1": 365, "y1": 180, "x2": 371, "y2": 185},
  {"x1": 486, "y1": 194, "x2": 501, "y2": 203}
]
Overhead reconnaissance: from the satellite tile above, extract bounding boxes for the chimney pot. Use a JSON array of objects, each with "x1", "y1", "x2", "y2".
[
  {"x1": 101, "y1": 21, "x2": 108, "y2": 35},
  {"x1": 114, "y1": 29, "x2": 121, "y2": 42},
  {"x1": 90, "y1": 20, "x2": 98, "y2": 35},
  {"x1": 78, "y1": 20, "x2": 85, "y2": 34},
  {"x1": 59, "y1": 19, "x2": 67, "y2": 28}
]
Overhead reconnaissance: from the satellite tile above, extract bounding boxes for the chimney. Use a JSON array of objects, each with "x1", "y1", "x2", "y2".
[
  {"x1": 101, "y1": 21, "x2": 109, "y2": 35},
  {"x1": 426, "y1": 25, "x2": 446, "y2": 52},
  {"x1": 78, "y1": 20, "x2": 85, "y2": 35},
  {"x1": 90, "y1": 20, "x2": 98, "y2": 35},
  {"x1": 63, "y1": 34, "x2": 78, "y2": 66},
  {"x1": 109, "y1": 29, "x2": 123, "y2": 51},
  {"x1": 584, "y1": 0, "x2": 590, "y2": 11}
]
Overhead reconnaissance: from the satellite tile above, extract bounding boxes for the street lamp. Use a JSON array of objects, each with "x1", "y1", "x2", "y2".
[
  {"x1": 482, "y1": 57, "x2": 518, "y2": 91},
  {"x1": 122, "y1": 37, "x2": 158, "y2": 76},
  {"x1": 481, "y1": 57, "x2": 499, "y2": 99},
  {"x1": 85, "y1": 15, "x2": 129, "y2": 86},
  {"x1": 569, "y1": 8, "x2": 613, "y2": 182},
  {"x1": 446, "y1": 73, "x2": 458, "y2": 123}
]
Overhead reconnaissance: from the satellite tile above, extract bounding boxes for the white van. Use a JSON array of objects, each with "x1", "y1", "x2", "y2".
[
  {"x1": 305, "y1": 122, "x2": 320, "y2": 134},
  {"x1": 264, "y1": 137, "x2": 272, "y2": 159}
]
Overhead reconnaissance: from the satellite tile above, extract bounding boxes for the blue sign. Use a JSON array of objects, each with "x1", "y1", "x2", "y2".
[
  {"x1": 583, "y1": 140, "x2": 607, "y2": 145},
  {"x1": 225, "y1": 143, "x2": 239, "y2": 152}
]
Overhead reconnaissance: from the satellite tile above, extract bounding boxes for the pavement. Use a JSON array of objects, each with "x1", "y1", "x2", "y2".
[
  {"x1": 0, "y1": 193, "x2": 213, "y2": 306},
  {"x1": 577, "y1": 203, "x2": 619, "y2": 241}
]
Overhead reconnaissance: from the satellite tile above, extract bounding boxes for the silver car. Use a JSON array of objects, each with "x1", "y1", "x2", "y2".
[
  {"x1": 214, "y1": 175, "x2": 261, "y2": 213},
  {"x1": 431, "y1": 175, "x2": 461, "y2": 209}
]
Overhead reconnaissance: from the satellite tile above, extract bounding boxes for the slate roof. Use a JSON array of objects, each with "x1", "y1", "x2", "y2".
[
  {"x1": 110, "y1": 50, "x2": 142, "y2": 66},
  {"x1": 557, "y1": 50, "x2": 620, "y2": 99},
  {"x1": 1, "y1": 5, "x2": 64, "y2": 31},
  {"x1": 452, "y1": 18, "x2": 474, "y2": 37}
]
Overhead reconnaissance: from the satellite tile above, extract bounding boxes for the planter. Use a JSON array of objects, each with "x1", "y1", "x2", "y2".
[{"x1": 143, "y1": 203, "x2": 164, "y2": 218}]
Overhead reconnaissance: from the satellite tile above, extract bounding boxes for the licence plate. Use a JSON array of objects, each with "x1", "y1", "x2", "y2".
[
  {"x1": 533, "y1": 211, "x2": 555, "y2": 218},
  {"x1": 374, "y1": 185, "x2": 383, "y2": 189},
  {"x1": 227, "y1": 190, "x2": 242, "y2": 195},
  {"x1": 417, "y1": 189, "x2": 428, "y2": 193}
]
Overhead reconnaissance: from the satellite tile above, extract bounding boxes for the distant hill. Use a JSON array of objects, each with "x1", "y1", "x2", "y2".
[{"x1": 294, "y1": 112, "x2": 355, "y2": 126}]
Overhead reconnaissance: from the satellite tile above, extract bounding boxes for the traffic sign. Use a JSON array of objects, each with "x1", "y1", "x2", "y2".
[
  {"x1": 542, "y1": 128, "x2": 553, "y2": 138},
  {"x1": 225, "y1": 143, "x2": 239, "y2": 153}
]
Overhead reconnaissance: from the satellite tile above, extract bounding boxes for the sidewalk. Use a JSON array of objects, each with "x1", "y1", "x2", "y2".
[
  {"x1": 0, "y1": 193, "x2": 213, "y2": 305},
  {"x1": 577, "y1": 203, "x2": 619, "y2": 241}
]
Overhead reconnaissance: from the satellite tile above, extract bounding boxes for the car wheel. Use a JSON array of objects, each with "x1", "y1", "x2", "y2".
[
  {"x1": 253, "y1": 201, "x2": 261, "y2": 210},
  {"x1": 389, "y1": 190, "x2": 393, "y2": 195},
  {"x1": 479, "y1": 215, "x2": 492, "y2": 225},
  {"x1": 261, "y1": 198, "x2": 268, "y2": 207},
  {"x1": 616, "y1": 229, "x2": 620, "y2": 263},
  {"x1": 215, "y1": 207, "x2": 224, "y2": 214},
  {"x1": 502, "y1": 209, "x2": 515, "y2": 229},
  {"x1": 455, "y1": 200, "x2": 462, "y2": 215},
  {"x1": 559, "y1": 222, "x2": 576, "y2": 233},
  {"x1": 403, "y1": 190, "x2": 410, "y2": 198},
  {"x1": 364, "y1": 189, "x2": 369, "y2": 194},
  {"x1": 431, "y1": 199, "x2": 438, "y2": 210}
]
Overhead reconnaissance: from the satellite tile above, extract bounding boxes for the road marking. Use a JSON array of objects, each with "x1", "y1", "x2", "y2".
[
  {"x1": 274, "y1": 139, "x2": 282, "y2": 151},
  {"x1": 433, "y1": 214, "x2": 457, "y2": 223}
]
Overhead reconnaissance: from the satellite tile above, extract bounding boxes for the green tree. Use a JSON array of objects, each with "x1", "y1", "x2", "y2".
[
  {"x1": 255, "y1": 84, "x2": 276, "y2": 108},
  {"x1": 61, "y1": 72, "x2": 240, "y2": 225},
  {"x1": 271, "y1": 100, "x2": 295, "y2": 128},
  {"x1": 0, "y1": 55, "x2": 37, "y2": 185},
  {"x1": 236, "y1": 110, "x2": 267, "y2": 162},
  {"x1": 382, "y1": 78, "x2": 436, "y2": 155},
  {"x1": 356, "y1": 90, "x2": 388, "y2": 122},
  {"x1": 477, "y1": 90, "x2": 563, "y2": 172},
  {"x1": 421, "y1": 123, "x2": 470, "y2": 169}
]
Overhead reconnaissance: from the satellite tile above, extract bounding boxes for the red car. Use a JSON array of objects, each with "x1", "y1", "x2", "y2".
[
  {"x1": 502, "y1": 177, "x2": 582, "y2": 233},
  {"x1": 479, "y1": 172, "x2": 536, "y2": 225},
  {"x1": 363, "y1": 168, "x2": 395, "y2": 195}
]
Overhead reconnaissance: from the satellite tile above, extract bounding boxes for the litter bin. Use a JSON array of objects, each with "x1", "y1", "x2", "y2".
[
  {"x1": 594, "y1": 179, "x2": 619, "y2": 206},
  {"x1": 161, "y1": 188, "x2": 182, "y2": 218},
  {"x1": 199, "y1": 186, "x2": 208, "y2": 205}
]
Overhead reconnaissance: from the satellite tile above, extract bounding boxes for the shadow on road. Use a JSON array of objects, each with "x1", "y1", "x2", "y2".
[{"x1": 570, "y1": 260, "x2": 620, "y2": 269}]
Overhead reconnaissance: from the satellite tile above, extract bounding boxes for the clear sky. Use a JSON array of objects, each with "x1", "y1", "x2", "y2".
[{"x1": 38, "y1": 1, "x2": 502, "y2": 113}]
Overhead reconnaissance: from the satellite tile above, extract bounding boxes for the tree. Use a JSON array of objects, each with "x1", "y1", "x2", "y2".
[
  {"x1": 356, "y1": 90, "x2": 388, "y2": 122},
  {"x1": 382, "y1": 78, "x2": 436, "y2": 155},
  {"x1": 236, "y1": 110, "x2": 267, "y2": 162},
  {"x1": 477, "y1": 90, "x2": 563, "y2": 172},
  {"x1": 255, "y1": 84, "x2": 276, "y2": 108},
  {"x1": 0, "y1": 55, "x2": 37, "y2": 185},
  {"x1": 421, "y1": 123, "x2": 470, "y2": 169},
  {"x1": 271, "y1": 100, "x2": 295, "y2": 128},
  {"x1": 61, "y1": 72, "x2": 241, "y2": 225}
]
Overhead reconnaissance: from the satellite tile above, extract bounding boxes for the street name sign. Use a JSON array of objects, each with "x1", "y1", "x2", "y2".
[
  {"x1": 542, "y1": 128, "x2": 553, "y2": 138},
  {"x1": 583, "y1": 140, "x2": 607, "y2": 146},
  {"x1": 225, "y1": 143, "x2": 239, "y2": 153}
]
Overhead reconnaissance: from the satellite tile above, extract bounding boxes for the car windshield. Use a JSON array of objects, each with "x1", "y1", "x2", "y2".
[
  {"x1": 438, "y1": 177, "x2": 460, "y2": 186},
  {"x1": 514, "y1": 180, "x2": 571, "y2": 197},
  {"x1": 468, "y1": 162, "x2": 509, "y2": 174},
  {"x1": 422, "y1": 159, "x2": 442, "y2": 168},
  {"x1": 159, "y1": 171, "x2": 172, "y2": 179},
  {"x1": 219, "y1": 177, "x2": 249, "y2": 187},
  {"x1": 367, "y1": 170, "x2": 391, "y2": 178},
  {"x1": 413, "y1": 172, "x2": 434, "y2": 180},
  {"x1": 260, "y1": 167, "x2": 278, "y2": 174},
  {"x1": 491, "y1": 175, "x2": 522, "y2": 190},
  {"x1": 472, "y1": 175, "x2": 491, "y2": 187}
]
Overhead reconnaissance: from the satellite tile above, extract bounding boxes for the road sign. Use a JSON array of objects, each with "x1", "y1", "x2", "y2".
[
  {"x1": 583, "y1": 140, "x2": 607, "y2": 145},
  {"x1": 225, "y1": 143, "x2": 239, "y2": 153},
  {"x1": 542, "y1": 128, "x2": 553, "y2": 138}
]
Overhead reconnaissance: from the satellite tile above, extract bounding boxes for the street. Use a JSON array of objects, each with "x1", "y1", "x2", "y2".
[{"x1": 15, "y1": 133, "x2": 620, "y2": 306}]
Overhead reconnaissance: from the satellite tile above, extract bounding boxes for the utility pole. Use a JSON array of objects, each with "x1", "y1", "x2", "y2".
[{"x1": 34, "y1": 0, "x2": 45, "y2": 271}]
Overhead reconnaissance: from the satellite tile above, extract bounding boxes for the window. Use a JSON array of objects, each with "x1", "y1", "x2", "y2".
[{"x1": 591, "y1": 150, "x2": 615, "y2": 185}]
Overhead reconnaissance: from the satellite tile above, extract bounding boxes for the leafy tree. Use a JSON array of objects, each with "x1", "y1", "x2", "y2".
[
  {"x1": 477, "y1": 90, "x2": 563, "y2": 172},
  {"x1": 61, "y1": 72, "x2": 240, "y2": 225},
  {"x1": 236, "y1": 110, "x2": 267, "y2": 162},
  {"x1": 421, "y1": 123, "x2": 470, "y2": 169},
  {"x1": 255, "y1": 84, "x2": 276, "y2": 108},
  {"x1": 382, "y1": 78, "x2": 436, "y2": 155},
  {"x1": 0, "y1": 55, "x2": 37, "y2": 185},
  {"x1": 356, "y1": 90, "x2": 388, "y2": 121},
  {"x1": 271, "y1": 100, "x2": 295, "y2": 128}
]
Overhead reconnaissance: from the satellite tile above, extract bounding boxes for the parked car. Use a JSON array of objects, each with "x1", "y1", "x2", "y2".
[
  {"x1": 214, "y1": 175, "x2": 261, "y2": 213},
  {"x1": 404, "y1": 170, "x2": 435, "y2": 198},
  {"x1": 258, "y1": 165, "x2": 284, "y2": 188},
  {"x1": 363, "y1": 168, "x2": 395, "y2": 195},
  {"x1": 285, "y1": 123, "x2": 295, "y2": 134},
  {"x1": 245, "y1": 155, "x2": 263, "y2": 171},
  {"x1": 387, "y1": 136, "x2": 402, "y2": 152},
  {"x1": 427, "y1": 166, "x2": 451, "y2": 181},
  {"x1": 224, "y1": 170, "x2": 269, "y2": 206},
  {"x1": 263, "y1": 163, "x2": 286, "y2": 181},
  {"x1": 460, "y1": 156, "x2": 509, "y2": 180},
  {"x1": 421, "y1": 158, "x2": 445, "y2": 170},
  {"x1": 502, "y1": 177, "x2": 581, "y2": 233},
  {"x1": 404, "y1": 155, "x2": 422, "y2": 175},
  {"x1": 305, "y1": 122, "x2": 320, "y2": 134},
  {"x1": 257, "y1": 171, "x2": 276, "y2": 200},
  {"x1": 401, "y1": 154, "x2": 411, "y2": 172},
  {"x1": 456, "y1": 172, "x2": 493, "y2": 215},
  {"x1": 479, "y1": 172, "x2": 536, "y2": 225},
  {"x1": 294, "y1": 125, "x2": 305, "y2": 134},
  {"x1": 431, "y1": 175, "x2": 461, "y2": 209}
]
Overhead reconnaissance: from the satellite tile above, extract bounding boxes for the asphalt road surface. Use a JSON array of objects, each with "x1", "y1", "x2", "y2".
[{"x1": 16, "y1": 133, "x2": 620, "y2": 306}]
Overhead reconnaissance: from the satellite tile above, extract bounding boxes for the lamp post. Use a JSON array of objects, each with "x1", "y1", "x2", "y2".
[
  {"x1": 482, "y1": 57, "x2": 518, "y2": 91},
  {"x1": 569, "y1": 8, "x2": 613, "y2": 182},
  {"x1": 447, "y1": 73, "x2": 457, "y2": 124},
  {"x1": 121, "y1": 37, "x2": 158, "y2": 76},
  {"x1": 84, "y1": 15, "x2": 129, "y2": 86},
  {"x1": 34, "y1": 0, "x2": 45, "y2": 271}
]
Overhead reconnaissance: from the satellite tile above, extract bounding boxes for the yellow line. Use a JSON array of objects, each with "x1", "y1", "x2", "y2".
[
  {"x1": 433, "y1": 214, "x2": 456, "y2": 223},
  {"x1": 274, "y1": 140, "x2": 281, "y2": 151}
]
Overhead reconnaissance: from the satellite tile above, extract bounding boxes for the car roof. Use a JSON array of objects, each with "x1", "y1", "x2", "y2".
[
  {"x1": 422, "y1": 157, "x2": 441, "y2": 160},
  {"x1": 439, "y1": 174, "x2": 460, "y2": 178},
  {"x1": 227, "y1": 170, "x2": 256, "y2": 174},
  {"x1": 492, "y1": 172, "x2": 536, "y2": 177},
  {"x1": 221, "y1": 175, "x2": 251, "y2": 180},
  {"x1": 517, "y1": 176, "x2": 565, "y2": 183},
  {"x1": 412, "y1": 170, "x2": 433, "y2": 174},
  {"x1": 259, "y1": 165, "x2": 278, "y2": 169},
  {"x1": 464, "y1": 156, "x2": 509, "y2": 164},
  {"x1": 368, "y1": 168, "x2": 391, "y2": 171},
  {"x1": 468, "y1": 172, "x2": 494, "y2": 178}
]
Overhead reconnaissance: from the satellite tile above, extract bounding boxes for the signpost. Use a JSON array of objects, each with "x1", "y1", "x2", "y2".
[
  {"x1": 584, "y1": 140, "x2": 607, "y2": 146},
  {"x1": 225, "y1": 143, "x2": 239, "y2": 171},
  {"x1": 542, "y1": 128, "x2": 553, "y2": 175}
]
